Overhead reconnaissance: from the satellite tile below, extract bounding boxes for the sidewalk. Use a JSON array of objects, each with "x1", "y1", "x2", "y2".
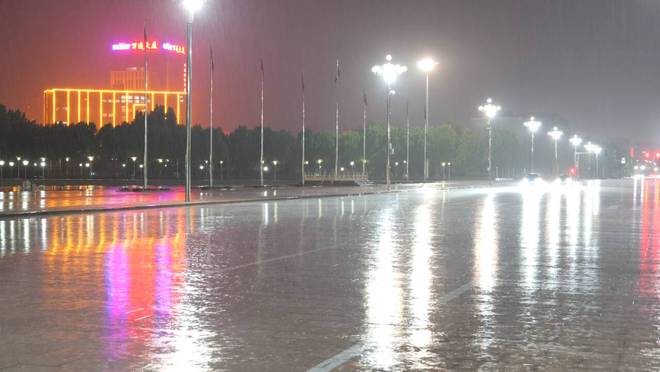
[{"x1": 0, "y1": 181, "x2": 499, "y2": 218}]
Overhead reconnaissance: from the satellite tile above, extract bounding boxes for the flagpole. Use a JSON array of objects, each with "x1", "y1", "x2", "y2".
[
  {"x1": 143, "y1": 23, "x2": 148, "y2": 189},
  {"x1": 209, "y1": 47, "x2": 214, "y2": 187},
  {"x1": 301, "y1": 73, "x2": 305, "y2": 186},
  {"x1": 363, "y1": 90, "x2": 367, "y2": 177},
  {"x1": 334, "y1": 59, "x2": 339, "y2": 181},
  {"x1": 406, "y1": 100, "x2": 410, "y2": 180},
  {"x1": 260, "y1": 59, "x2": 264, "y2": 187}
]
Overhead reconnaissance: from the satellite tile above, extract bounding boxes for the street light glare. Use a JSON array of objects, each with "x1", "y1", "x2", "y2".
[
  {"x1": 569, "y1": 135, "x2": 582, "y2": 147},
  {"x1": 182, "y1": 0, "x2": 205, "y2": 15},
  {"x1": 548, "y1": 126, "x2": 563, "y2": 141},
  {"x1": 372, "y1": 55, "x2": 408, "y2": 86},
  {"x1": 524, "y1": 116, "x2": 542, "y2": 133},
  {"x1": 417, "y1": 57, "x2": 438, "y2": 73},
  {"x1": 478, "y1": 98, "x2": 501, "y2": 119}
]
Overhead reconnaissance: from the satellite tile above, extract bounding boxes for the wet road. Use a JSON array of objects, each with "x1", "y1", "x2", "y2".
[{"x1": 0, "y1": 179, "x2": 657, "y2": 370}]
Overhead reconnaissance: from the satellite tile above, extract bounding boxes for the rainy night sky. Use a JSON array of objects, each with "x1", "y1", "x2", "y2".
[{"x1": 2, "y1": 0, "x2": 660, "y2": 143}]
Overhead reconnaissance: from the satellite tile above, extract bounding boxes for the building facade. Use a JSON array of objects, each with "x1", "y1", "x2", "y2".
[{"x1": 43, "y1": 87, "x2": 186, "y2": 126}]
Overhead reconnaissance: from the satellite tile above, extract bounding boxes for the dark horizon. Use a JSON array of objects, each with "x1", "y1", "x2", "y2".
[{"x1": 2, "y1": 0, "x2": 660, "y2": 145}]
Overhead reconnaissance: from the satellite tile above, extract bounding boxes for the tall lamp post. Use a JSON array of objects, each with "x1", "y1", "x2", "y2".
[
  {"x1": 593, "y1": 145, "x2": 602, "y2": 178},
  {"x1": 569, "y1": 135, "x2": 582, "y2": 177},
  {"x1": 478, "y1": 98, "x2": 501, "y2": 181},
  {"x1": 372, "y1": 54, "x2": 407, "y2": 188},
  {"x1": 417, "y1": 57, "x2": 438, "y2": 181},
  {"x1": 523, "y1": 116, "x2": 542, "y2": 173},
  {"x1": 547, "y1": 126, "x2": 563, "y2": 176},
  {"x1": 182, "y1": 0, "x2": 205, "y2": 202},
  {"x1": 272, "y1": 160, "x2": 279, "y2": 184},
  {"x1": 0, "y1": 160, "x2": 4, "y2": 183}
]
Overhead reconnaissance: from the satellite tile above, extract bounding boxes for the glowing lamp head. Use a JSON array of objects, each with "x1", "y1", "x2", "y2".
[
  {"x1": 372, "y1": 55, "x2": 407, "y2": 87},
  {"x1": 523, "y1": 116, "x2": 542, "y2": 133},
  {"x1": 417, "y1": 57, "x2": 438, "y2": 73},
  {"x1": 548, "y1": 126, "x2": 563, "y2": 141},
  {"x1": 478, "y1": 98, "x2": 501, "y2": 119},
  {"x1": 569, "y1": 135, "x2": 582, "y2": 147},
  {"x1": 22, "y1": 160, "x2": 29, "y2": 166},
  {"x1": 182, "y1": 0, "x2": 205, "y2": 17},
  {"x1": 272, "y1": 160, "x2": 279, "y2": 166},
  {"x1": 0, "y1": 160, "x2": 4, "y2": 166}
]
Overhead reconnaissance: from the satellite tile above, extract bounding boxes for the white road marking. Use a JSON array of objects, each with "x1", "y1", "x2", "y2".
[{"x1": 306, "y1": 281, "x2": 473, "y2": 372}]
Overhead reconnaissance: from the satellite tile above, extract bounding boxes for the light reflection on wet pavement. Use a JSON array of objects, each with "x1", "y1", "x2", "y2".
[{"x1": 0, "y1": 179, "x2": 658, "y2": 370}]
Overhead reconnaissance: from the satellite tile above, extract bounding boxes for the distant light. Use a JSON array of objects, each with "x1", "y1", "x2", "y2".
[
  {"x1": 523, "y1": 116, "x2": 542, "y2": 133},
  {"x1": 417, "y1": 57, "x2": 438, "y2": 73},
  {"x1": 340, "y1": 167, "x2": 345, "y2": 172},
  {"x1": 40, "y1": 162, "x2": 46, "y2": 168},
  {"x1": 372, "y1": 55, "x2": 408, "y2": 86},
  {"x1": 548, "y1": 126, "x2": 563, "y2": 141},
  {"x1": 182, "y1": 0, "x2": 205, "y2": 16},
  {"x1": 0, "y1": 160, "x2": 4, "y2": 166},
  {"x1": 22, "y1": 160, "x2": 29, "y2": 166},
  {"x1": 478, "y1": 98, "x2": 501, "y2": 119},
  {"x1": 263, "y1": 166, "x2": 269, "y2": 172},
  {"x1": 272, "y1": 160, "x2": 279, "y2": 166},
  {"x1": 8, "y1": 162, "x2": 14, "y2": 167},
  {"x1": 569, "y1": 135, "x2": 582, "y2": 147}
]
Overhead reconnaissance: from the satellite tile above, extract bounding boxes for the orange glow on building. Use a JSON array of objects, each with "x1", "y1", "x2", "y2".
[{"x1": 43, "y1": 88, "x2": 186, "y2": 127}]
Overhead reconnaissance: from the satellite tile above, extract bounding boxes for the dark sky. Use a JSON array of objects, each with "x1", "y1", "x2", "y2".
[{"x1": 2, "y1": 0, "x2": 660, "y2": 143}]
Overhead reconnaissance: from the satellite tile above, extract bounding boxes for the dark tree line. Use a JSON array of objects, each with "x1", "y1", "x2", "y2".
[{"x1": 0, "y1": 104, "x2": 626, "y2": 181}]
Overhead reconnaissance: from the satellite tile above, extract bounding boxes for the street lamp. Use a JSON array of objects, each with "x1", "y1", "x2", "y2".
[
  {"x1": 590, "y1": 144, "x2": 602, "y2": 178},
  {"x1": 349, "y1": 160, "x2": 355, "y2": 176},
  {"x1": 442, "y1": 162, "x2": 446, "y2": 180},
  {"x1": 40, "y1": 161, "x2": 46, "y2": 178},
  {"x1": 547, "y1": 126, "x2": 563, "y2": 176},
  {"x1": 317, "y1": 159, "x2": 323, "y2": 175},
  {"x1": 0, "y1": 160, "x2": 4, "y2": 183},
  {"x1": 87, "y1": 156, "x2": 94, "y2": 177},
  {"x1": 569, "y1": 135, "x2": 582, "y2": 177},
  {"x1": 130, "y1": 156, "x2": 138, "y2": 179},
  {"x1": 219, "y1": 160, "x2": 224, "y2": 181},
  {"x1": 447, "y1": 162, "x2": 452, "y2": 181},
  {"x1": 16, "y1": 156, "x2": 21, "y2": 178},
  {"x1": 372, "y1": 54, "x2": 407, "y2": 188},
  {"x1": 523, "y1": 116, "x2": 542, "y2": 173},
  {"x1": 21, "y1": 160, "x2": 29, "y2": 179},
  {"x1": 417, "y1": 57, "x2": 438, "y2": 181},
  {"x1": 272, "y1": 160, "x2": 279, "y2": 184},
  {"x1": 478, "y1": 98, "x2": 501, "y2": 180},
  {"x1": 7, "y1": 161, "x2": 14, "y2": 182},
  {"x1": 182, "y1": 0, "x2": 205, "y2": 202}
]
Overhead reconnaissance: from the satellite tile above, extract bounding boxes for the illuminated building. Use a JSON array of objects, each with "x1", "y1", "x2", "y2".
[
  {"x1": 43, "y1": 87, "x2": 186, "y2": 127},
  {"x1": 43, "y1": 38, "x2": 186, "y2": 126}
]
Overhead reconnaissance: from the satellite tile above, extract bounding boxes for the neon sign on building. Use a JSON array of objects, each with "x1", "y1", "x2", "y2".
[{"x1": 111, "y1": 40, "x2": 185, "y2": 55}]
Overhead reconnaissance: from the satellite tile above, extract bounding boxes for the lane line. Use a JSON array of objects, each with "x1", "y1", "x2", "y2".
[
  {"x1": 218, "y1": 245, "x2": 337, "y2": 274},
  {"x1": 307, "y1": 343, "x2": 364, "y2": 372},
  {"x1": 306, "y1": 282, "x2": 473, "y2": 372}
]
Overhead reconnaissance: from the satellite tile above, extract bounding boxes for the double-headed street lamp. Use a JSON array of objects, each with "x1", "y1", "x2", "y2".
[
  {"x1": 478, "y1": 98, "x2": 501, "y2": 180},
  {"x1": 182, "y1": 0, "x2": 205, "y2": 201},
  {"x1": 523, "y1": 116, "x2": 542, "y2": 173},
  {"x1": 569, "y1": 135, "x2": 582, "y2": 177},
  {"x1": 372, "y1": 54, "x2": 407, "y2": 188},
  {"x1": 417, "y1": 57, "x2": 438, "y2": 180},
  {"x1": 547, "y1": 126, "x2": 563, "y2": 175}
]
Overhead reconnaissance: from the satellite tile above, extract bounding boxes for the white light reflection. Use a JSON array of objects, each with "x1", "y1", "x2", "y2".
[
  {"x1": 475, "y1": 193, "x2": 498, "y2": 292},
  {"x1": 545, "y1": 187, "x2": 562, "y2": 289},
  {"x1": 520, "y1": 187, "x2": 542, "y2": 293},
  {"x1": 409, "y1": 192, "x2": 435, "y2": 353},
  {"x1": 365, "y1": 207, "x2": 402, "y2": 369},
  {"x1": 474, "y1": 192, "x2": 499, "y2": 352}
]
